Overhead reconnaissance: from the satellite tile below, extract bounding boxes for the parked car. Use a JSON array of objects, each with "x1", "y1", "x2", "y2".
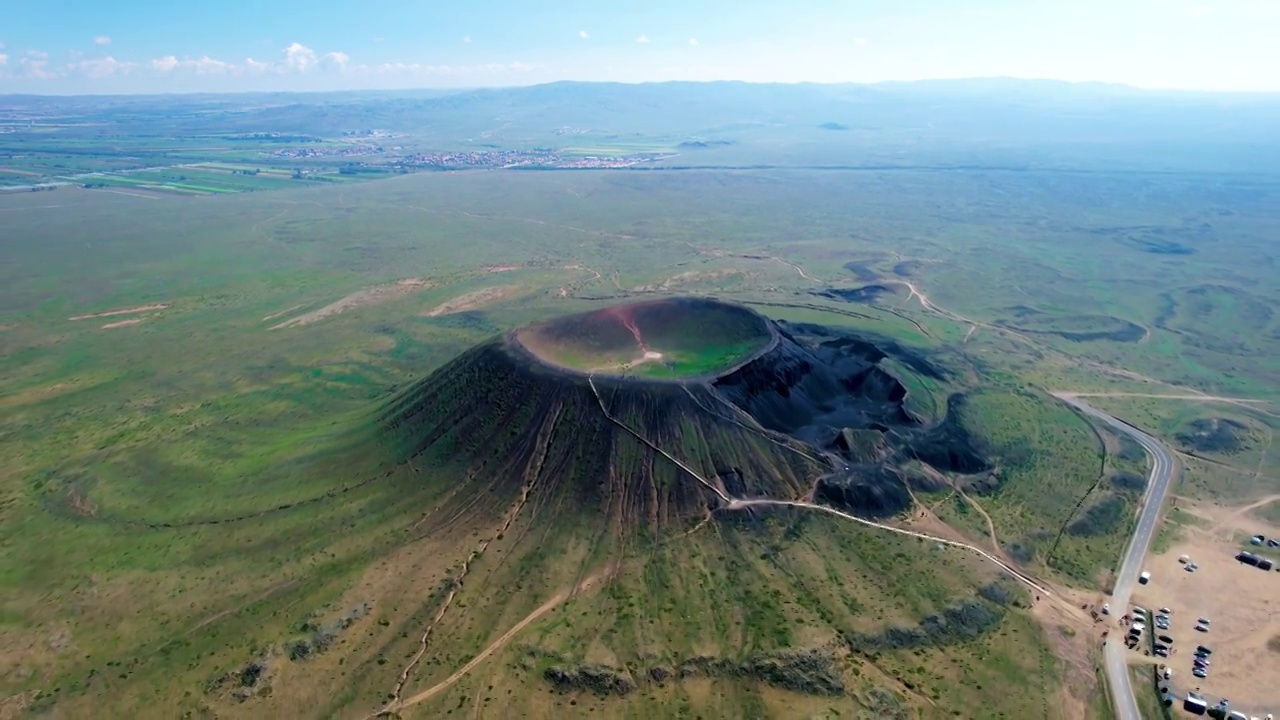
[
  {"x1": 1163, "y1": 667, "x2": 1172, "y2": 680},
  {"x1": 1193, "y1": 667, "x2": 1207, "y2": 678},
  {"x1": 1159, "y1": 606, "x2": 1172, "y2": 614},
  {"x1": 1196, "y1": 645, "x2": 1212, "y2": 655},
  {"x1": 1158, "y1": 634, "x2": 1174, "y2": 644},
  {"x1": 1195, "y1": 624, "x2": 1209, "y2": 633},
  {"x1": 1155, "y1": 647, "x2": 1169, "y2": 657}
]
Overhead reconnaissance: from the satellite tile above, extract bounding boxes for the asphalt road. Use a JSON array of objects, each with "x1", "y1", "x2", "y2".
[{"x1": 1056, "y1": 394, "x2": 1180, "y2": 720}]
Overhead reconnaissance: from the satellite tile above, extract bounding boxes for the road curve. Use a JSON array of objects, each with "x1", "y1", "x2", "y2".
[{"x1": 1055, "y1": 393, "x2": 1180, "y2": 720}]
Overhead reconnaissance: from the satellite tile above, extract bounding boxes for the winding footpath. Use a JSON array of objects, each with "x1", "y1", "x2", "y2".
[
  {"x1": 588, "y1": 374, "x2": 1052, "y2": 597},
  {"x1": 1055, "y1": 393, "x2": 1180, "y2": 720}
]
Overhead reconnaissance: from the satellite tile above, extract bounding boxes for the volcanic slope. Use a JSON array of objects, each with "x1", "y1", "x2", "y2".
[
  {"x1": 378, "y1": 298, "x2": 820, "y2": 531},
  {"x1": 241, "y1": 298, "x2": 1060, "y2": 719}
]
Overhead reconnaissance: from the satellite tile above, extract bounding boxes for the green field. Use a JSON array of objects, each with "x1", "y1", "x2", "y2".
[{"x1": 3, "y1": 83, "x2": 1278, "y2": 719}]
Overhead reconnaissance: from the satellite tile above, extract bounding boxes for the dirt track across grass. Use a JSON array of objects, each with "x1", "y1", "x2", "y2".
[
  {"x1": 272, "y1": 279, "x2": 432, "y2": 329},
  {"x1": 69, "y1": 303, "x2": 167, "y2": 321},
  {"x1": 422, "y1": 285, "x2": 516, "y2": 317},
  {"x1": 101, "y1": 318, "x2": 145, "y2": 329}
]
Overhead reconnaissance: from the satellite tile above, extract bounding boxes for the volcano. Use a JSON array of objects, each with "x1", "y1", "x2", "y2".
[
  {"x1": 210, "y1": 297, "x2": 1022, "y2": 719},
  {"x1": 377, "y1": 297, "x2": 977, "y2": 529}
]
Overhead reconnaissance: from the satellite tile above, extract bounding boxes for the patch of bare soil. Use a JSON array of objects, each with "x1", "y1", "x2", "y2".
[
  {"x1": 101, "y1": 318, "x2": 144, "y2": 329},
  {"x1": 272, "y1": 278, "x2": 432, "y2": 329},
  {"x1": 483, "y1": 264, "x2": 520, "y2": 273},
  {"x1": 631, "y1": 268, "x2": 747, "y2": 292},
  {"x1": 0, "y1": 382, "x2": 74, "y2": 409},
  {"x1": 422, "y1": 285, "x2": 516, "y2": 317},
  {"x1": 262, "y1": 303, "x2": 309, "y2": 321},
  {"x1": 68, "y1": 303, "x2": 167, "y2": 321},
  {"x1": 1131, "y1": 501, "x2": 1279, "y2": 711},
  {"x1": 66, "y1": 488, "x2": 97, "y2": 517}
]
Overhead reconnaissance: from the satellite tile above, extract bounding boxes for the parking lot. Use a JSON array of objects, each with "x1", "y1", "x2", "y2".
[{"x1": 1130, "y1": 525, "x2": 1278, "y2": 714}]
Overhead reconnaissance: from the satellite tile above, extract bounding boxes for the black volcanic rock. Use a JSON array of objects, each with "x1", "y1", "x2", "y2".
[
  {"x1": 814, "y1": 467, "x2": 913, "y2": 519},
  {"x1": 378, "y1": 298, "x2": 990, "y2": 529},
  {"x1": 544, "y1": 664, "x2": 636, "y2": 695}
]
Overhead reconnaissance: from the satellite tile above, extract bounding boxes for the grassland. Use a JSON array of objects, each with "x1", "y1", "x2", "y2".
[{"x1": 3, "y1": 126, "x2": 1277, "y2": 719}]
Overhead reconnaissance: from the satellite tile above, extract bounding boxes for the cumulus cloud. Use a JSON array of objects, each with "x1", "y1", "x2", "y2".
[
  {"x1": 151, "y1": 55, "x2": 178, "y2": 72},
  {"x1": 77, "y1": 56, "x2": 130, "y2": 78},
  {"x1": 636, "y1": 34, "x2": 650, "y2": 43},
  {"x1": 579, "y1": 30, "x2": 590, "y2": 39},
  {"x1": 689, "y1": 37, "x2": 699, "y2": 46},
  {"x1": 283, "y1": 42, "x2": 318, "y2": 71},
  {"x1": 19, "y1": 55, "x2": 56, "y2": 79},
  {"x1": 188, "y1": 56, "x2": 235, "y2": 74},
  {"x1": 94, "y1": 36, "x2": 112, "y2": 46},
  {"x1": 323, "y1": 51, "x2": 350, "y2": 70},
  {"x1": 1, "y1": 40, "x2": 534, "y2": 87}
]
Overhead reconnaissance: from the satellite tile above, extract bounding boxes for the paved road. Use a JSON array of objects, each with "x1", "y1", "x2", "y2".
[{"x1": 1056, "y1": 393, "x2": 1180, "y2": 720}]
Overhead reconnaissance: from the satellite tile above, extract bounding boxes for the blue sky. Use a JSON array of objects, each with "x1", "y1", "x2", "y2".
[{"x1": 1, "y1": 0, "x2": 1276, "y2": 94}]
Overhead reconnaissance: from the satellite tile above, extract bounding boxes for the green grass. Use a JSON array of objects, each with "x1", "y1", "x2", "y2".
[
  {"x1": 628, "y1": 338, "x2": 765, "y2": 378},
  {"x1": 3, "y1": 154, "x2": 1276, "y2": 718},
  {"x1": 946, "y1": 388, "x2": 1119, "y2": 586}
]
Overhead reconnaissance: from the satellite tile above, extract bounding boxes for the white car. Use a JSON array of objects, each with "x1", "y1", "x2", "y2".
[{"x1": 1159, "y1": 607, "x2": 1172, "y2": 614}]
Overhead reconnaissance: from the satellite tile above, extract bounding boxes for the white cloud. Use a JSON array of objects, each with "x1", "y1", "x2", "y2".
[
  {"x1": 854, "y1": 37, "x2": 868, "y2": 47},
  {"x1": 19, "y1": 55, "x2": 56, "y2": 79},
  {"x1": 636, "y1": 35, "x2": 650, "y2": 44},
  {"x1": 94, "y1": 36, "x2": 112, "y2": 46},
  {"x1": 463, "y1": 35, "x2": 472, "y2": 43},
  {"x1": 323, "y1": 51, "x2": 350, "y2": 70},
  {"x1": 1, "y1": 41, "x2": 534, "y2": 88},
  {"x1": 283, "y1": 42, "x2": 318, "y2": 72},
  {"x1": 689, "y1": 38, "x2": 699, "y2": 46},
  {"x1": 579, "y1": 30, "x2": 590, "y2": 39},
  {"x1": 76, "y1": 56, "x2": 133, "y2": 78},
  {"x1": 188, "y1": 56, "x2": 235, "y2": 74}
]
